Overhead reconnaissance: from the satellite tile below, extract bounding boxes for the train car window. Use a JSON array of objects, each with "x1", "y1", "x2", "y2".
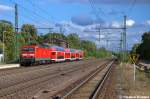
[
  {"x1": 65, "y1": 53, "x2": 70, "y2": 55},
  {"x1": 22, "y1": 48, "x2": 34, "y2": 52},
  {"x1": 57, "y1": 56, "x2": 64, "y2": 59},
  {"x1": 52, "y1": 52, "x2": 56, "y2": 55},
  {"x1": 71, "y1": 56, "x2": 75, "y2": 58}
]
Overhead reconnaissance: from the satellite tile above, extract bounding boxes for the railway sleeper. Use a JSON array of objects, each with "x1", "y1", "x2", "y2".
[{"x1": 52, "y1": 60, "x2": 115, "y2": 99}]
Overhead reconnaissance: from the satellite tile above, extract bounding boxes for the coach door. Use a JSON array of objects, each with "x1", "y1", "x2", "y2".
[
  {"x1": 51, "y1": 52, "x2": 57, "y2": 60},
  {"x1": 57, "y1": 51, "x2": 64, "y2": 59}
]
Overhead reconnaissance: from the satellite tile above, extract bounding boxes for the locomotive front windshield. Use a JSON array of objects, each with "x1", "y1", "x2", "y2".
[{"x1": 22, "y1": 48, "x2": 35, "y2": 52}]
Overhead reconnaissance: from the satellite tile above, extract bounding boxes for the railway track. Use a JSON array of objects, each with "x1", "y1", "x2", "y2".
[
  {"x1": 0, "y1": 59, "x2": 109, "y2": 99},
  {"x1": 0, "y1": 60, "x2": 86, "y2": 76},
  {"x1": 0, "y1": 59, "x2": 106, "y2": 77},
  {"x1": 51, "y1": 59, "x2": 116, "y2": 99}
]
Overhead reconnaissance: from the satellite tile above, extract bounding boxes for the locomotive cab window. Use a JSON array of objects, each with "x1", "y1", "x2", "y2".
[{"x1": 22, "y1": 48, "x2": 35, "y2": 52}]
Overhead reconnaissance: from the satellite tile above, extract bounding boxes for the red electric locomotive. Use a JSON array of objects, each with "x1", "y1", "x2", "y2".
[{"x1": 20, "y1": 45, "x2": 83, "y2": 66}]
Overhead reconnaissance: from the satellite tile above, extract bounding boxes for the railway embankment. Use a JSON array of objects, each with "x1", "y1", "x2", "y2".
[{"x1": 117, "y1": 63, "x2": 150, "y2": 98}]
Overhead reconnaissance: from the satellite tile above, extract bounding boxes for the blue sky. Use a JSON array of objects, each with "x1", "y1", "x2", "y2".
[{"x1": 0, "y1": 0, "x2": 150, "y2": 50}]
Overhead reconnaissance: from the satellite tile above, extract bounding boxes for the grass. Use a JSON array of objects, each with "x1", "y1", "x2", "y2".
[{"x1": 117, "y1": 63, "x2": 150, "y2": 96}]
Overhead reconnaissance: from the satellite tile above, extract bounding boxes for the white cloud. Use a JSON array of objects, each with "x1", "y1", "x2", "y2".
[
  {"x1": 111, "y1": 21, "x2": 121, "y2": 28},
  {"x1": 110, "y1": 19, "x2": 135, "y2": 28},
  {"x1": 0, "y1": 4, "x2": 14, "y2": 11},
  {"x1": 55, "y1": 20, "x2": 139, "y2": 50},
  {"x1": 126, "y1": 19, "x2": 135, "y2": 27},
  {"x1": 145, "y1": 20, "x2": 150, "y2": 25}
]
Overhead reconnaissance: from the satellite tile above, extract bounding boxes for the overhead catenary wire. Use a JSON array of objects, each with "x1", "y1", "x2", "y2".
[
  {"x1": 9, "y1": 0, "x2": 52, "y2": 25},
  {"x1": 88, "y1": 0, "x2": 126, "y2": 51},
  {"x1": 8, "y1": 1, "x2": 46, "y2": 45},
  {"x1": 88, "y1": 0, "x2": 103, "y2": 48},
  {"x1": 8, "y1": 0, "x2": 54, "y2": 32},
  {"x1": 127, "y1": 0, "x2": 137, "y2": 18},
  {"x1": 19, "y1": 12, "x2": 48, "y2": 28},
  {"x1": 26, "y1": 0, "x2": 71, "y2": 34},
  {"x1": 26, "y1": 0, "x2": 55, "y2": 23},
  {"x1": 89, "y1": 0, "x2": 115, "y2": 23},
  {"x1": 88, "y1": 0, "x2": 103, "y2": 23}
]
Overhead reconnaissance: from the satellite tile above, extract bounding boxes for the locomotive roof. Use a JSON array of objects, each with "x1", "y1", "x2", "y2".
[
  {"x1": 22, "y1": 45, "x2": 37, "y2": 48},
  {"x1": 22, "y1": 44, "x2": 83, "y2": 52}
]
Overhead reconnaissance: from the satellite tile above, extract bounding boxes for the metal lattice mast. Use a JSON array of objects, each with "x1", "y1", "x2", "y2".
[
  {"x1": 123, "y1": 15, "x2": 127, "y2": 61},
  {"x1": 15, "y1": 4, "x2": 19, "y2": 60},
  {"x1": 98, "y1": 24, "x2": 101, "y2": 48}
]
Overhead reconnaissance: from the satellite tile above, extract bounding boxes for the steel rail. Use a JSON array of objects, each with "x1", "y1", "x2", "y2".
[
  {"x1": 0, "y1": 60, "x2": 108, "y2": 98},
  {"x1": 91, "y1": 60, "x2": 114, "y2": 99},
  {"x1": 53, "y1": 60, "x2": 114, "y2": 99},
  {"x1": 0, "y1": 63, "x2": 93, "y2": 97}
]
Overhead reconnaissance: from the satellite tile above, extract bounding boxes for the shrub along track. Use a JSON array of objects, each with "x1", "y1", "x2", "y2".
[{"x1": 0, "y1": 59, "x2": 111, "y2": 99}]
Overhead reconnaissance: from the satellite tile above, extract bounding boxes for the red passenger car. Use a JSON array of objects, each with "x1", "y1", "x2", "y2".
[
  {"x1": 50, "y1": 46, "x2": 65, "y2": 62},
  {"x1": 65, "y1": 48, "x2": 71, "y2": 61},
  {"x1": 70, "y1": 49, "x2": 76, "y2": 61},
  {"x1": 79, "y1": 50, "x2": 84, "y2": 60}
]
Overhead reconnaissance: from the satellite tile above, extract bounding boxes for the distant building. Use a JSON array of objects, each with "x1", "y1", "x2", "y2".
[{"x1": 44, "y1": 38, "x2": 69, "y2": 48}]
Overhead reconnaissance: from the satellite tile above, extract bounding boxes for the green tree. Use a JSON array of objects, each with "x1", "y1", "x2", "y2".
[
  {"x1": 0, "y1": 20, "x2": 15, "y2": 62},
  {"x1": 130, "y1": 43, "x2": 140, "y2": 54},
  {"x1": 96, "y1": 48, "x2": 111, "y2": 58},
  {"x1": 67, "y1": 33, "x2": 81, "y2": 49},
  {"x1": 137, "y1": 31, "x2": 150, "y2": 60},
  {"x1": 81, "y1": 40, "x2": 96, "y2": 57},
  {"x1": 44, "y1": 33, "x2": 66, "y2": 40},
  {"x1": 0, "y1": 42, "x2": 4, "y2": 54},
  {"x1": 0, "y1": 20, "x2": 13, "y2": 41},
  {"x1": 21, "y1": 24, "x2": 38, "y2": 45},
  {"x1": 43, "y1": 33, "x2": 67, "y2": 45},
  {"x1": 37, "y1": 35, "x2": 45, "y2": 44}
]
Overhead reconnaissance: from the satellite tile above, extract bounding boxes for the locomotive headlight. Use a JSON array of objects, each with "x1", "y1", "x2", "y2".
[
  {"x1": 22, "y1": 54, "x2": 35, "y2": 57},
  {"x1": 22, "y1": 54, "x2": 27, "y2": 56},
  {"x1": 29, "y1": 54, "x2": 35, "y2": 56}
]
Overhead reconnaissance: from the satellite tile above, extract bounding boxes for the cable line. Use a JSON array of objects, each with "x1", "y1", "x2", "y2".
[
  {"x1": 26, "y1": 0, "x2": 55, "y2": 23},
  {"x1": 9, "y1": 0, "x2": 51, "y2": 23},
  {"x1": 127, "y1": 0, "x2": 137, "y2": 18}
]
